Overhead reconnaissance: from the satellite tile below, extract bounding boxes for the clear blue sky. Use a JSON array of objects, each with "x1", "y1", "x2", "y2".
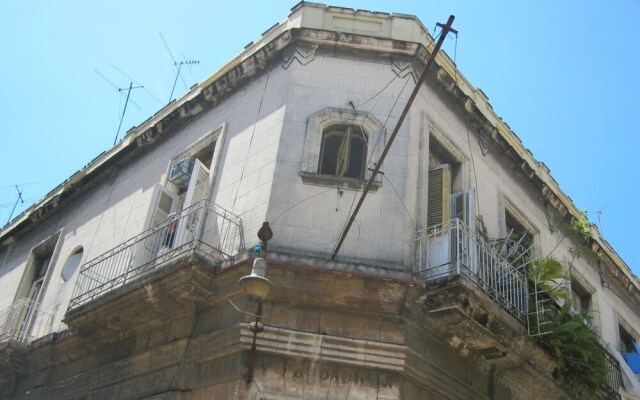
[{"x1": 1, "y1": 1, "x2": 639, "y2": 274}]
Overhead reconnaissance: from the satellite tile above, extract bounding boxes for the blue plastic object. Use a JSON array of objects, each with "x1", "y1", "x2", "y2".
[{"x1": 625, "y1": 342, "x2": 640, "y2": 374}]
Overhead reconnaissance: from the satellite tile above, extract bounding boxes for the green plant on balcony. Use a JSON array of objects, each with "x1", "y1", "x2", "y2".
[
  {"x1": 528, "y1": 257, "x2": 609, "y2": 399},
  {"x1": 544, "y1": 304, "x2": 609, "y2": 398}
]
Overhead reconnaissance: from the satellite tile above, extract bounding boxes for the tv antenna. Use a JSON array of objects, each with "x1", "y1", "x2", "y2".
[
  {"x1": 159, "y1": 31, "x2": 200, "y2": 103},
  {"x1": 6, "y1": 185, "x2": 27, "y2": 224},
  {"x1": 95, "y1": 70, "x2": 143, "y2": 145},
  {"x1": 169, "y1": 60, "x2": 199, "y2": 103},
  {"x1": 110, "y1": 63, "x2": 163, "y2": 106},
  {"x1": 595, "y1": 204, "x2": 609, "y2": 234}
]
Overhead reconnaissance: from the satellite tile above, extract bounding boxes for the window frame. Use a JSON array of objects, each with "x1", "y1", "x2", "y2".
[
  {"x1": 164, "y1": 122, "x2": 227, "y2": 192},
  {"x1": 301, "y1": 107, "x2": 385, "y2": 186},
  {"x1": 569, "y1": 273, "x2": 599, "y2": 330},
  {"x1": 318, "y1": 124, "x2": 368, "y2": 179},
  {"x1": 618, "y1": 319, "x2": 638, "y2": 355},
  {"x1": 498, "y1": 197, "x2": 539, "y2": 260},
  {"x1": 14, "y1": 231, "x2": 63, "y2": 305}
]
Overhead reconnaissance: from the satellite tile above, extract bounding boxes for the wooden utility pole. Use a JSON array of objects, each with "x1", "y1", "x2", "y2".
[{"x1": 331, "y1": 15, "x2": 456, "y2": 260}]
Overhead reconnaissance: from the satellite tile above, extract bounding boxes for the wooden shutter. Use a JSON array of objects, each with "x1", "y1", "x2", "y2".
[
  {"x1": 427, "y1": 166, "x2": 451, "y2": 228},
  {"x1": 175, "y1": 159, "x2": 211, "y2": 246},
  {"x1": 183, "y1": 159, "x2": 211, "y2": 210}
]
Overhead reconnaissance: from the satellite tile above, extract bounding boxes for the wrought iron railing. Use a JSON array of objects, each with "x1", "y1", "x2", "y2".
[
  {"x1": 0, "y1": 298, "x2": 53, "y2": 344},
  {"x1": 527, "y1": 289, "x2": 559, "y2": 336},
  {"x1": 529, "y1": 298, "x2": 624, "y2": 399},
  {"x1": 415, "y1": 218, "x2": 529, "y2": 325},
  {"x1": 602, "y1": 350, "x2": 623, "y2": 400},
  {"x1": 68, "y1": 199, "x2": 244, "y2": 310}
]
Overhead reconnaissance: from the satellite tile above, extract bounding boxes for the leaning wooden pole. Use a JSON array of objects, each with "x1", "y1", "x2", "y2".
[{"x1": 330, "y1": 15, "x2": 456, "y2": 260}]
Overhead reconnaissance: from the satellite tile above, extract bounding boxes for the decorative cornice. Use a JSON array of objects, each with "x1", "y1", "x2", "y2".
[
  {"x1": 242, "y1": 325, "x2": 406, "y2": 372},
  {"x1": 281, "y1": 43, "x2": 318, "y2": 69}
]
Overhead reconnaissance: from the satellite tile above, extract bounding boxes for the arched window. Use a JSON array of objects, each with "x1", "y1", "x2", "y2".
[
  {"x1": 301, "y1": 108, "x2": 385, "y2": 185},
  {"x1": 318, "y1": 125, "x2": 367, "y2": 179},
  {"x1": 61, "y1": 247, "x2": 83, "y2": 282}
]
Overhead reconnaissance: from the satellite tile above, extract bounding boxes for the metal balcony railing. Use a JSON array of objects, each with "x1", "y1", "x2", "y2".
[
  {"x1": 0, "y1": 298, "x2": 53, "y2": 344},
  {"x1": 415, "y1": 218, "x2": 529, "y2": 325},
  {"x1": 68, "y1": 199, "x2": 244, "y2": 310},
  {"x1": 529, "y1": 298, "x2": 624, "y2": 400},
  {"x1": 416, "y1": 220, "x2": 624, "y2": 397},
  {"x1": 602, "y1": 350, "x2": 623, "y2": 400}
]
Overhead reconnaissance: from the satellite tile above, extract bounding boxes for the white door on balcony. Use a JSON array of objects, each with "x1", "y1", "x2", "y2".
[
  {"x1": 452, "y1": 189, "x2": 476, "y2": 273},
  {"x1": 175, "y1": 159, "x2": 211, "y2": 247},
  {"x1": 134, "y1": 186, "x2": 180, "y2": 268},
  {"x1": 426, "y1": 166, "x2": 451, "y2": 279},
  {"x1": 16, "y1": 257, "x2": 50, "y2": 341}
]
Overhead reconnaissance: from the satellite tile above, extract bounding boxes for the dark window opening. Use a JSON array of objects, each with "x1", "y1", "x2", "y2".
[
  {"x1": 571, "y1": 280, "x2": 592, "y2": 314},
  {"x1": 318, "y1": 125, "x2": 367, "y2": 179},
  {"x1": 620, "y1": 324, "x2": 637, "y2": 354},
  {"x1": 493, "y1": 211, "x2": 533, "y2": 268}
]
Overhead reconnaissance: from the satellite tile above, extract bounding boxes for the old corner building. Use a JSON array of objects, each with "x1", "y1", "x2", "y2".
[{"x1": 1, "y1": 2, "x2": 640, "y2": 399}]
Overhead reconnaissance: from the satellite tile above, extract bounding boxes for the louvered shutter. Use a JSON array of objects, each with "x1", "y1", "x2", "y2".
[
  {"x1": 452, "y1": 189, "x2": 477, "y2": 272},
  {"x1": 427, "y1": 166, "x2": 451, "y2": 228},
  {"x1": 175, "y1": 159, "x2": 211, "y2": 246},
  {"x1": 183, "y1": 159, "x2": 211, "y2": 211}
]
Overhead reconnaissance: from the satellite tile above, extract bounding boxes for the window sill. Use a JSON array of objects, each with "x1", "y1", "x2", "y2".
[{"x1": 299, "y1": 171, "x2": 381, "y2": 191}]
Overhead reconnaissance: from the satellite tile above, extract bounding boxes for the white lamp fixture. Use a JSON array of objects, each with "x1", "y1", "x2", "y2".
[{"x1": 239, "y1": 257, "x2": 272, "y2": 302}]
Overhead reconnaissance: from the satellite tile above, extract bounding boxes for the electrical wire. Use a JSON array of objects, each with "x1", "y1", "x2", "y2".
[
  {"x1": 463, "y1": 111, "x2": 481, "y2": 219},
  {"x1": 329, "y1": 74, "x2": 410, "y2": 254},
  {"x1": 382, "y1": 174, "x2": 416, "y2": 230},
  {"x1": 330, "y1": 26, "x2": 446, "y2": 256},
  {"x1": 111, "y1": 63, "x2": 164, "y2": 106},
  {"x1": 353, "y1": 31, "x2": 439, "y2": 110},
  {"x1": 226, "y1": 293, "x2": 295, "y2": 319},
  {"x1": 450, "y1": 28, "x2": 481, "y2": 222},
  {"x1": 231, "y1": 66, "x2": 272, "y2": 211},
  {"x1": 269, "y1": 187, "x2": 335, "y2": 224}
]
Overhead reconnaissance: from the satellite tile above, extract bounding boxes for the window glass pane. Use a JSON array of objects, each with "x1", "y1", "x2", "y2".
[
  {"x1": 61, "y1": 251, "x2": 83, "y2": 282},
  {"x1": 346, "y1": 136, "x2": 366, "y2": 178},
  {"x1": 158, "y1": 192, "x2": 173, "y2": 214},
  {"x1": 36, "y1": 257, "x2": 51, "y2": 279},
  {"x1": 319, "y1": 135, "x2": 343, "y2": 175}
]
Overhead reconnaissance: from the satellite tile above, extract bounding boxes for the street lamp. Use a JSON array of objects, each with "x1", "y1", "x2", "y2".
[
  {"x1": 239, "y1": 258, "x2": 272, "y2": 302},
  {"x1": 239, "y1": 222, "x2": 273, "y2": 383}
]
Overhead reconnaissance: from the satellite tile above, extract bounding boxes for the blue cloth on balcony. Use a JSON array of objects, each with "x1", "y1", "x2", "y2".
[{"x1": 625, "y1": 342, "x2": 640, "y2": 374}]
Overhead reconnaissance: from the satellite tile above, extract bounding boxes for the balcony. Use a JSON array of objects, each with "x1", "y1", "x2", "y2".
[
  {"x1": 415, "y1": 218, "x2": 624, "y2": 399},
  {"x1": 415, "y1": 218, "x2": 528, "y2": 324},
  {"x1": 0, "y1": 298, "x2": 53, "y2": 345},
  {"x1": 68, "y1": 199, "x2": 245, "y2": 311}
]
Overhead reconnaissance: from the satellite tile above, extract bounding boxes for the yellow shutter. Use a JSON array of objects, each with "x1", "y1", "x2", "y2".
[{"x1": 427, "y1": 165, "x2": 451, "y2": 228}]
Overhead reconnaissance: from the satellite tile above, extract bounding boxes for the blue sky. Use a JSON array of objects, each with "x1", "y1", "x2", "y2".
[{"x1": 1, "y1": 1, "x2": 639, "y2": 274}]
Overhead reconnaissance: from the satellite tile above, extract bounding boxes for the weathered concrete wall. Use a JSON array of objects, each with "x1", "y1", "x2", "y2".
[
  {"x1": 0, "y1": 4, "x2": 638, "y2": 398},
  {"x1": 3, "y1": 261, "x2": 567, "y2": 400}
]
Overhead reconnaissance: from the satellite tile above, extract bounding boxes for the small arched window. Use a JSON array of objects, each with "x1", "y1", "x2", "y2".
[
  {"x1": 61, "y1": 247, "x2": 83, "y2": 282},
  {"x1": 318, "y1": 125, "x2": 367, "y2": 179}
]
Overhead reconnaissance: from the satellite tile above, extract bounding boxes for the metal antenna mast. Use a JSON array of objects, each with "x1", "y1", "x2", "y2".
[
  {"x1": 159, "y1": 31, "x2": 199, "y2": 104},
  {"x1": 596, "y1": 204, "x2": 609, "y2": 234},
  {"x1": 95, "y1": 70, "x2": 143, "y2": 145},
  {"x1": 7, "y1": 185, "x2": 25, "y2": 224},
  {"x1": 331, "y1": 15, "x2": 456, "y2": 260},
  {"x1": 169, "y1": 60, "x2": 200, "y2": 103},
  {"x1": 114, "y1": 82, "x2": 143, "y2": 145}
]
